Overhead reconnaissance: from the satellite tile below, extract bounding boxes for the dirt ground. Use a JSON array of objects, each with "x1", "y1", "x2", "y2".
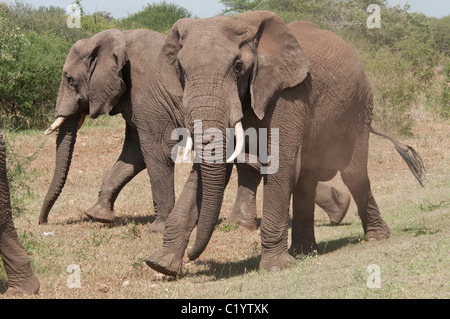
[{"x1": 1, "y1": 115, "x2": 448, "y2": 299}]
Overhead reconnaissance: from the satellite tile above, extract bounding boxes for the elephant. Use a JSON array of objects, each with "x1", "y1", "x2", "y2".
[
  {"x1": 38, "y1": 28, "x2": 184, "y2": 233},
  {"x1": 227, "y1": 166, "x2": 351, "y2": 230},
  {"x1": 145, "y1": 11, "x2": 424, "y2": 276},
  {"x1": 38, "y1": 27, "x2": 351, "y2": 232},
  {"x1": 0, "y1": 130, "x2": 40, "y2": 295}
]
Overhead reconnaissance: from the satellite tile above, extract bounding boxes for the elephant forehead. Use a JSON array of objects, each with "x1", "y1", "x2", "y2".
[
  {"x1": 182, "y1": 17, "x2": 252, "y2": 49},
  {"x1": 64, "y1": 47, "x2": 88, "y2": 73},
  {"x1": 195, "y1": 15, "x2": 249, "y2": 36},
  {"x1": 179, "y1": 38, "x2": 238, "y2": 69}
]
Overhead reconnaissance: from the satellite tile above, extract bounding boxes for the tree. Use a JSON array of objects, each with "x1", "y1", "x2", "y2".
[
  {"x1": 220, "y1": 0, "x2": 263, "y2": 15},
  {"x1": 120, "y1": 1, "x2": 192, "y2": 34},
  {"x1": 0, "y1": 8, "x2": 29, "y2": 129}
]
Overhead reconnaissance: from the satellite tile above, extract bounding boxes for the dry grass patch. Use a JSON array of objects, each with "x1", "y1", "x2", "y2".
[{"x1": 1, "y1": 115, "x2": 448, "y2": 299}]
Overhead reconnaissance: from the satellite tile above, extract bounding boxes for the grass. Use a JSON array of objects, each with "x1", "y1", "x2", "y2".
[{"x1": 0, "y1": 114, "x2": 448, "y2": 299}]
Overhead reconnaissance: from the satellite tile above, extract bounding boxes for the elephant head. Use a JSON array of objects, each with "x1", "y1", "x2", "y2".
[
  {"x1": 39, "y1": 29, "x2": 128, "y2": 224},
  {"x1": 158, "y1": 11, "x2": 309, "y2": 260}
]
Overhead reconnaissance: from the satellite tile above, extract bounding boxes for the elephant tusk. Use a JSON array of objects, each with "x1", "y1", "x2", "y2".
[
  {"x1": 77, "y1": 113, "x2": 87, "y2": 130},
  {"x1": 183, "y1": 135, "x2": 193, "y2": 163},
  {"x1": 226, "y1": 121, "x2": 244, "y2": 163},
  {"x1": 44, "y1": 117, "x2": 67, "y2": 135}
]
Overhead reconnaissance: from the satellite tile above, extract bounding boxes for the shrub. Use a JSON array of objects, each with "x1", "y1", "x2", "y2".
[
  {"x1": 120, "y1": 1, "x2": 192, "y2": 34},
  {"x1": 0, "y1": 1, "x2": 121, "y2": 130},
  {"x1": 1, "y1": 0, "x2": 448, "y2": 133}
]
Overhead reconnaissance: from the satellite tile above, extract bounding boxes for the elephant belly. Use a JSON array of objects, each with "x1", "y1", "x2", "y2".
[{"x1": 301, "y1": 122, "x2": 356, "y2": 171}]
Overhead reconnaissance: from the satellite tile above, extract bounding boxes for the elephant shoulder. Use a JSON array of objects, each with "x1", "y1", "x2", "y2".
[
  {"x1": 122, "y1": 29, "x2": 167, "y2": 72},
  {"x1": 288, "y1": 20, "x2": 321, "y2": 34},
  {"x1": 123, "y1": 29, "x2": 166, "y2": 51},
  {"x1": 288, "y1": 21, "x2": 344, "y2": 49},
  {"x1": 288, "y1": 20, "x2": 362, "y2": 68}
]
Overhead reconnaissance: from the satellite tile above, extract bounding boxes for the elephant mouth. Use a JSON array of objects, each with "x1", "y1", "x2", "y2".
[
  {"x1": 182, "y1": 121, "x2": 245, "y2": 163},
  {"x1": 45, "y1": 113, "x2": 87, "y2": 135}
]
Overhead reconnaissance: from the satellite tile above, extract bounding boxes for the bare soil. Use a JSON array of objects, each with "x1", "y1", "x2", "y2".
[{"x1": 1, "y1": 116, "x2": 448, "y2": 299}]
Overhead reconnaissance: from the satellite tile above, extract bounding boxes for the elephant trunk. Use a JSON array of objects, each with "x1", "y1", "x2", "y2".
[
  {"x1": 183, "y1": 77, "x2": 244, "y2": 260},
  {"x1": 39, "y1": 115, "x2": 80, "y2": 224},
  {"x1": 185, "y1": 98, "x2": 230, "y2": 259},
  {"x1": 187, "y1": 145, "x2": 228, "y2": 261}
]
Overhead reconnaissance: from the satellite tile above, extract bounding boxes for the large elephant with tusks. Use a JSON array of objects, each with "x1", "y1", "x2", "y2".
[{"x1": 145, "y1": 11, "x2": 424, "y2": 276}]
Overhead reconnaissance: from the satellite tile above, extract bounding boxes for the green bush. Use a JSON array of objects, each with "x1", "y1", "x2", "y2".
[
  {"x1": 120, "y1": 1, "x2": 192, "y2": 34},
  {"x1": 1, "y1": 0, "x2": 448, "y2": 133},
  {"x1": 0, "y1": 1, "x2": 121, "y2": 130},
  {"x1": 429, "y1": 15, "x2": 450, "y2": 55}
]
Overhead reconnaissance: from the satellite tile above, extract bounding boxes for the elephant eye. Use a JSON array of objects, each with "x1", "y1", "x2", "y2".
[
  {"x1": 177, "y1": 61, "x2": 185, "y2": 76},
  {"x1": 66, "y1": 74, "x2": 75, "y2": 87},
  {"x1": 233, "y1": 59, "x2": 244, "y2": 75},
  {"x1": 177, "y1": 60, "x2": 186, "y2": 89}
]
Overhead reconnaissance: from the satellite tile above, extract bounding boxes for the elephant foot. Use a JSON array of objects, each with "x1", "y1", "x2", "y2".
[
  {"x1": 145, "y1": 220, "x2": 166, "y2": 234},
  {"x1": 84, "y1": 203, "x2": 115, "y2": 223},
  {"x1": 145, "y1": 249, "x2": 183, "y2": 277},
  {"x1": 328, "y1": 193, "x2": 351, "y2": 226},
  {"x1": 5, "y1": 273, "x2": 40, "y2": 296},
  {"x1": 365, "y1": 220, "x2": 390, "y2": 241},
  {"x1": 260, "y1": 251, "x2": 296, "y2": 272},
  {"x1": 0, "y1": 230, "x2": 40, "y2": 295},
  {"x1": 225, "y1": 211, "x2": 257, "y2": 231},
  {"x1": 289, "y1": 240, "x2": 319, "y2": 256}
]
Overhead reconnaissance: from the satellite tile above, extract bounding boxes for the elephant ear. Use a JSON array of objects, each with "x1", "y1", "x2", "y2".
[
  {"x1": 240, "y1": 11, "x2": 310, "y2": 120},
  {"x1": 158, "y1": 18, "x2": 194, "y2": 98},
  {"x1": 86, "y1": 29, "x2": 128, "y2": 119}
]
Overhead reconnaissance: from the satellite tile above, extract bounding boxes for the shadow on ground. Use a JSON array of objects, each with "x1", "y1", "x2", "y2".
[
  {"x1": 317, "y1": 235, "x2": 364, "y2": 255},
  {"x1": 183, "y1": 234, "x2": 364, "y2": 280},
  {"x1": 187, "y1": 255, "x2": 261, "y2": 281},
  {"x1": 60, "y1": 213, "x2": 155, "y2": 227}
]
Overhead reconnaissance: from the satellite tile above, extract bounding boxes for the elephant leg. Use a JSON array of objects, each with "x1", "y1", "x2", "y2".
[
  {"x1": 146, "y1": 167, "x2": 200, "y2": 276},
  {"x1": 290, "y1": 170, "x2": 319, "y2": 255},
  {"x1": 144, "y1": 155, "x2": 175, "y2": 233},
  {"x1": 0, "y1": 227, "x2": 40, "y2": 295},
  {"x1": 340, "y1": 133, "x2": 389, "y2": 240},
  {"x1": 315, "y1": 182, "x2": 351, "y2": 226},
  {"x1": 0, "y1": 131, "x2": 39, "y2": 295},
  {"x1": 259, "y1": 170, "x2": 297, "y2": 272},
  {"x1": 225, "y1": 164, "x2": 261, "y2": 230},
  {"x1": 85, "y1": 124, "x2": 146, "y2": 223},
  {"x1": 146, "y1": 164, "x2": 233, "y2": 276}
]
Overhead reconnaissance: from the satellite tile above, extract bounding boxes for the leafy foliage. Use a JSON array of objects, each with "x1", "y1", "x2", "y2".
[
  {"x1": 120, "y1": 1, "x2": 192, "y2": 34},
  {"x1": 219, "y1": 0, "x2": 264, "y2": 15},
  {"x1": 0, "y1": 0, "x2": 448, "y2": 134},
  {"x1": 0, "y1": 1, "x2": 119, "y2": 130}
]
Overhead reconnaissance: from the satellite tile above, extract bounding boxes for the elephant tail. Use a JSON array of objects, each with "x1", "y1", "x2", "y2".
[{"x1": 369, "y1": 126, "x2": 425, "y2": 187}]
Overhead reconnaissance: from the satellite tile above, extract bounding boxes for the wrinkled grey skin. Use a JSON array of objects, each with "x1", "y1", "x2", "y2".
[
  {"x1": 227, "y1": 167, "x2": 351, "y2": 230},
  {"x1": 0, "y1": 131, "x2": 40, "y2": 295},
  {"x1": 145, "y1": 11, "x2": 424, "y2": 276},
  {"x1": 38, "y1": 29, "x2": 184, "y2": 233},
  {"x1": 39, "y1": 27, "x2": 350, "y2": 233}
]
